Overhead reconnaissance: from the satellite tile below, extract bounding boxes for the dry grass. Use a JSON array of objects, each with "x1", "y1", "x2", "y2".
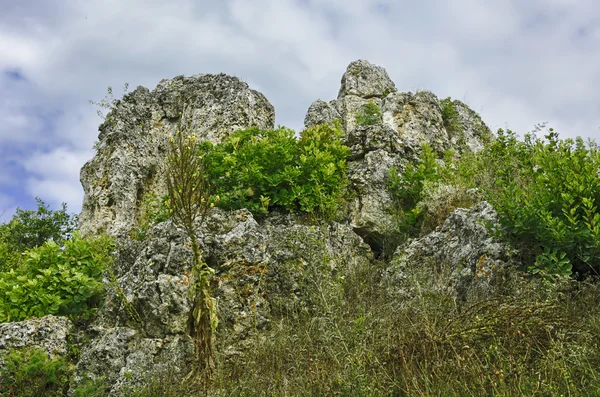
[{"x1": 131, "y1": 254, "x2": 600, "y2": 397}]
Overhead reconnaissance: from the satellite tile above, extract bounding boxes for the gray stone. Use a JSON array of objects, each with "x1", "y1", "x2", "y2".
[
  {"x1": 447, "y1": 99, "x2": 493, "y2": 153},
  {"x1": 0, "y1": 315, "x2": 72, "y2": 365},
  {"x1": 302, "y1": 60, "x2": 492, "y2": 242},
  {"x1": 385, "y1": 202, "x2": 518, "y2": 302},
  {"x1": 79, "y1": 74, "x2": 275, "y2": 239},
  {"x1": 304, "y1": 99, "x2": 341, "y2": 129},
  {"x1": 337, "y1": 59, "x2": 397, "y2": 99},
  {"x1": 381, "y1": 90, "x2": 450, "y2": 154}
]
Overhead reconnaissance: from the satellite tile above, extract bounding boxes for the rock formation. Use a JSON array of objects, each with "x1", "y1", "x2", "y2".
[
  {"x1": 304, "y1": 59, "x2": 492, "y2": 248},
  {"x1": 78, "y1": 74, "x2": 275, "y2": 239},
  {"x1": 0, "y1": 60, "x2": 504, "y2": 396}
]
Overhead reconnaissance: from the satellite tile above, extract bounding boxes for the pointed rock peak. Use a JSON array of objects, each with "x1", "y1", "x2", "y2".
[{"x1": 338, "y1": 59, "x2": 397, "y2": 100}]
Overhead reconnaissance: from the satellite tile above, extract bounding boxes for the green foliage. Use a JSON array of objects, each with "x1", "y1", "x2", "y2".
[
  {"x1": 387, "y1": 127, "x2": 600, "y2": 276},
  {"x1": 484, "y1": 129, "x2": 600, "y2": 275},
  {"x1": 0, "y1": 348, "x2": 71, "y2": 397},
  {"x1": 0, "y1": 198, "x2": 77, "y2": 272},
  {"x1": 132, "y1": 193, "x2": 172, "y2": 241},
  {"x1": 440, "y1": 97, "x2": 463, "y2": 140},
  {"x1": 354, "y1": 101, "x2": 382, "y2": 126},
  {"x1": 387, "y1": 144, "x2": 453, "y2": 239},
  {"x1": 0, "y1": 233, "x2": 114, "y2": 323},
  {"x1": 203, "y1": 122, "x2": 350, "y2": 218}
]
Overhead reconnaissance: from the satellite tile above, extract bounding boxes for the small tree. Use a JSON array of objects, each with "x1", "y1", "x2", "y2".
[{"x1": 165, "y1": 116, "x2": 217, "y2": 383}]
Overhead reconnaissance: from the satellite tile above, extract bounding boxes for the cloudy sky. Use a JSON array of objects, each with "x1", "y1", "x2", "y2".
[{"x1": 1, "y1": 0, "x2": 599, "y2": 219}]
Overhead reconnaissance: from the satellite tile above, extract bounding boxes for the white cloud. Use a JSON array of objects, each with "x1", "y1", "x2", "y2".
[
  {"x1": 20, "y1": 147, "x2": 92, "y2": 212},
  {"x1": 1, "y1": 0, "x2": 599, "y2": 216}
]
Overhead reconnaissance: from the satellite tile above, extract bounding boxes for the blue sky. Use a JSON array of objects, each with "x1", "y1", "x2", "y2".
[{"x1": 1, "y1": 0, "x2": 599, "y2": 220}]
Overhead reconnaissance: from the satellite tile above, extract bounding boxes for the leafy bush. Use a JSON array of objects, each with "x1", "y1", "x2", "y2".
[
  {"x1": 0, "y1": 348, "x2": 71, "y2": 397},
  {"x1": 389, "y1": 127, "x2": 600, "y2": 277},
  {"x1": 0, "y1": 233, "x2": 114, "y2": 323},
  {"x1": 387, "y1": 144, "x2": 461, "y2": 239},
  {"x1": 354, "y1": 101, "x2": 382, "y2": 126},
  {"x1": 202, "y1": 122, "x2": 350, "y2": 217},
  {"x1": 484, "y1": 129, "x2": 600, "y2": 276},
  {"x1": 0, "y1": 198, "x2": 77, "y2": 272}
]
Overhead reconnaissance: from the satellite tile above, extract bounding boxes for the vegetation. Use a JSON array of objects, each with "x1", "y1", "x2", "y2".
[
  {"x1": 0, "y1": 348, "x2": 72, "y2": 397},
  {"x1": 387, "y1": 127, "x2": 600, "y2": 277},
  {"x1": 202, "y1": 121, "x2": 350, "y2": 218},
  {"x1": 354, "y1": 101, "x2": 382, "y2": 126},
  {"x1": 440, "y1": 97, "x2": 463, "y2": 140},
  {"x1": 0, "y1": 233, "x2": 114, "y2": 323},
  {"x1": 115, "y1": 248, "x2": 600, "y2": 396},
  {"x1": 166, "y1": 117, "x2": 216, "y2": 383},
  {"x1": 0, "y1": 198, "x2": 77, "y2": 272}
]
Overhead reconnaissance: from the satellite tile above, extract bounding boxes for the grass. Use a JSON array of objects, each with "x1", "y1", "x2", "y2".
[{"x1": 129, "y1": 249, "x2": 600, "y2": 397}]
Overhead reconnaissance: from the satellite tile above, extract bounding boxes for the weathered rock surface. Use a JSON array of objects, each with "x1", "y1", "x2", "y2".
[
  {"x1": 384, "y1": 202, "x2": 518, "y2": 302},
  {"x1": 0, "y1": 315, "x2": 72, "y2": 365},
  {"x1": 304, "y1": 59, "x2": 492, "y2": 242},
  {"x1": 447, "y1": 99, "x2": 493, "y2": 153},
  {"x1": 71, "y1": 209, "x2": 373, "y2": 395},
  {"x1": 79, "y1": 74, "x2": 275, "y2": 239}
]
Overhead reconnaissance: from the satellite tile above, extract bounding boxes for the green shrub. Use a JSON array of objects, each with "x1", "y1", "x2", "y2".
[
  {"x1": 0, "y1": 348, "x2": 72, "y2": 397},
  {"x1": 202, "y1": 122, "x2": 350, "y2": 217},
  {"x1": 440, "y1": 97, "x2": 463, "y2": 140},
  {"x1": 0, "y1": 233, "x2": 114, "y2": 323},
  {"x1": 354, "y1": 101, "x2": 382, "y2": 126},
  {"x1": 387, "y1": 144, "x2": 455, "y2": 239},
  {"x1": 484, "y1": 129, "x2": 600, "y2": 276},
  {"x1": 0, "y1": 198, "x2": 77, "y2": 272}
]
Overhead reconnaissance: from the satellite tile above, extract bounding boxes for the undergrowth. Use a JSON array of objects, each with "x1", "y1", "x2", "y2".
[{"x1": 128, "y1": 255, "x2": 600, "y2": 396}]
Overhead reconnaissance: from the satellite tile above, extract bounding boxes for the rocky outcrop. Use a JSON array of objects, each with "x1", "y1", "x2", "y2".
[
  {"x1": 71, "y1": 209, "x2": 373, "y2": 395},
  {"x1": 384, "y1": 202, "x2": 518, "y2": 302},
  {"x1": 446, "y1": 99, "x2": 493, "y2": 153},
  {"x1": 0, "y1": 316, "x2": 72, "y2": 366},
  {"x1": 304, "y1": 60, "x2": 492, "y2": 244},
  {"x1": 79, "y1": 74, "x2": 275, "y2": 239}
]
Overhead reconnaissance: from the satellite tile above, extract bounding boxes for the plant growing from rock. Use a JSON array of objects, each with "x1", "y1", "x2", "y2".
[
  {"x1": 354, "y1": 101, "x2": 382, "y2": 126},
  {"x1": 89, "y1": 83, "x2": 130, "y2": 150},
  {"x1": 165, "y1": 116, "x2": 216, "y2": 383}
]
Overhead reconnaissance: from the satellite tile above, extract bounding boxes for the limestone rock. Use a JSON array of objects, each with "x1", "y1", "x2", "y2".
[
  {"x1": 79, "y1": 74, "x2": 275, "y2": 239},
  {"x1": 447, "y1": 99, "x2": 493, "y2": 153},
  {"x1": 303, "y1": 99, "x2": 341, "y2": 129},
  {"x1": 302, "y1": 60, "x2": 492, "y2": 243},
  {"x1": 0, "y1": 315, "x2": 72, "y2": 366},
  {"x1": 337, "y1": 59, "x2": 397, "y2": 99},
  {"x1": 385, "y1": 202, "x2": 518, "y2": 302},
  {"x1": 72, "y1": 207, "x2": 373, "y2": 395},
  {"x1": 382, "y1": 90, "x2": 449, "y2": 154}
]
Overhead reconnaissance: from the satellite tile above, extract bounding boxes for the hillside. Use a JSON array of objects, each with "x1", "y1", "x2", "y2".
[{"x1": 1, "y1": 60, "x2": 599, "y2": 396}]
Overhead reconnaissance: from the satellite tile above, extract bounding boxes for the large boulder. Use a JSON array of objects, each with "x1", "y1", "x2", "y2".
[
  {"x1": 384, "y1": 202, "x2": 519, "y2": 302},
  {"x1": 79, "y1": 74, "x2": 275, "y2": 239}
]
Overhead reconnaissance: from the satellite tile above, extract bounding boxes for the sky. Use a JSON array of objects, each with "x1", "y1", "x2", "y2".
[{"x1": 1, "y1": 0, "x2": 599, "y2": 220}]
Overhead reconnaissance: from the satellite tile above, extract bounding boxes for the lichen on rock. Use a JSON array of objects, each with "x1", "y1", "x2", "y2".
[{"x1": 79, "y1": 74, "x2": 275, "y2": 239}]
